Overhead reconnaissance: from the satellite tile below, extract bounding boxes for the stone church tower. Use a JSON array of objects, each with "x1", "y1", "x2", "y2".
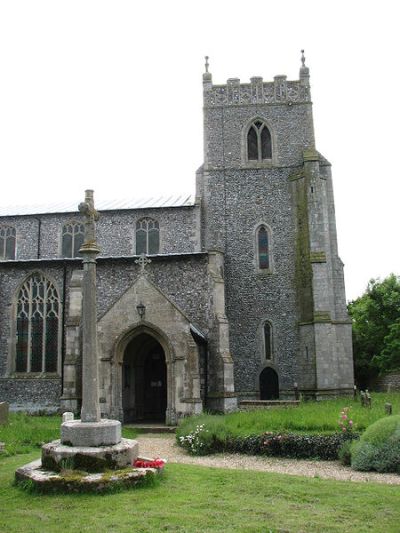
[
  {"x1": 0, "y1": 55, "x2": 354, "y2": 423},
  {"x1": 197, "y1": 54, "x2": 354, "y2": 400}
]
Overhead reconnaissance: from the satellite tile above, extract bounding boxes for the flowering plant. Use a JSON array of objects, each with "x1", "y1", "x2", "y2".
[
  {"x1": 178, "y1": 424, "x2": 209, "y2": 455},
  {"x1": 133, "y1": 458, "x2": 165, "y2": 469},
  {"x1": 338, "y1": 407, "x2": 354, "y2": 432}
]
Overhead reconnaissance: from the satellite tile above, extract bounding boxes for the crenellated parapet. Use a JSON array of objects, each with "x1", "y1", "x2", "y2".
[
  {"x1": 203, "y1": 76, "x2": 311, "y2": 107},
  {"x1": 203, "y1": 52, "x2": 311, "y2": 108}
]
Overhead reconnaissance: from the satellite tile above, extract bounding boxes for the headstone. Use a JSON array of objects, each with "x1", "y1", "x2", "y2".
[
  {"x1": 62, "y1": 412, "x2": 74, "y2": 423},
  {"x1": 0, "y1": 402, "x2": 9, "y2": 425},
  {"x1": 360, "y1": 390, "x2": 372, "y2": 408},
  {"x1": 385, "y1": 402, "x2": 392, "y2": 415}
]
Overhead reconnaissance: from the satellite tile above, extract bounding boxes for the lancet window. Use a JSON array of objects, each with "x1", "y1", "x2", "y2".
[
  {"x1": 62, "y1": 222, "x2": 84, "y2": 257},
  {"x1": 247, "y1": 120, "x2": 272, "y2": 161},
  {"x1": 264, "y1": 322, "x2": 273, "y2": 360},
  {"x1": 136, "y1": 218, "x2": 160, "y2": 255},
  {"x1": 0, "y1": 226, "x2": 16, "y2": 260},
  {"x1": 15, "y1": 273, "x2": 60, "y2": 373},
  {"x1": 257, "y1": 225, "x2": 271, "y2": 270}
]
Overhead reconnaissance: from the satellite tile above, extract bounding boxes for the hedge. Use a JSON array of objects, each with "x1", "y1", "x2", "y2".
[{"x1": 177, "y1": 429, "x2": 359, "y2": 460}]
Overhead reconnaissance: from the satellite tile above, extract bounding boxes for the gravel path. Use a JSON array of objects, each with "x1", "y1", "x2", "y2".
[{"x1": 137, "y1": 434, "x2": 400, "y2": 485}]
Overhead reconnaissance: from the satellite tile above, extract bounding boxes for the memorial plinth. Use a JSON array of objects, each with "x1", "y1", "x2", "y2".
[
  {"x1": 42, "y1": 437, "x2": 138, "y2": 472},
  {"x1": 61, "y1": 419, "x2": 121, "y2": 447}
]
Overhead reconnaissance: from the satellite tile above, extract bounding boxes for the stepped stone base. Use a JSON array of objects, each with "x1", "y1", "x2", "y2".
[
  {"x1": 42, "y1": 438, "x2": 138, "y2": 472},
  {"x1": 61, "y1": 419, "x2": 121, "y2": 447},
  {"x1": 15, "y1": 458, "x2": 160, "y2": 493}
]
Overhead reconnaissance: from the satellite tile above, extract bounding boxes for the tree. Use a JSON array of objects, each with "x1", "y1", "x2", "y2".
[{"x1": 348, "y1": 274, "x2": 400, "y2": 388}]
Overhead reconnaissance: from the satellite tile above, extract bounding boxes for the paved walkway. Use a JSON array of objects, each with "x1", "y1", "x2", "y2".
[{"x1": 137, "y1": 434, "x2": 400, "y2": 485}]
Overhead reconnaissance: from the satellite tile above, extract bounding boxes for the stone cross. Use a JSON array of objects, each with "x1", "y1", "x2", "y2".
[
  {"x1": 79, "y1": 190, "x2": 101, "y2": 423},
  {"x1": 79, "y1": 190, "x2": 99, "y2": 247},
  {"x1": 135, "y1": 253, "x2": 152, "y2": 274}
]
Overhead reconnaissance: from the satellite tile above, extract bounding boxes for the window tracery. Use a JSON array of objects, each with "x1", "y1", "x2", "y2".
[
  {"x1": 136, "y1": 218, "x2": 160, "y2": 255},
  {"x1": 0, "y1": 226, "x2": 16, "y2": 260},
  {"x1": 15, "y1": 273, "x2": 60, "y2": 373},
  {"x1": 62, "y1": 222, "x2": 84, "y2": 257},
  {"x1": 247, "y1": 120, "x2": 272, "y2": 161}
]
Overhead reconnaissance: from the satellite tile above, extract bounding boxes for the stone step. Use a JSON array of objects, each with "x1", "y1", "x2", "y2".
[{"x1": 124, "y1": 424, "x2": 177, "y2": 434}]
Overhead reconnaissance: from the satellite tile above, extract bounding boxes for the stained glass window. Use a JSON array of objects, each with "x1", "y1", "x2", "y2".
[
  {"x1": 258, "y1": 226, "x2": 269, "y2": 270},
  {"x1": 15, "y1": 273, "x2": 60, "y2": 373},
  {"x1": 264, "y1": 322, "x2": 272, "y2": 360},
  {"x1": 247, "y1": 121, "x2": 272, "y2": 161},
  {"x1": 136, "y1": 218, "x2": 160, "y2": 255},
  {"x1": 62, "y1": 222, "x2": 84, "y2": 257},
  {"x1": 0, "y1": 226, "x2": 16, "y2": 260}
]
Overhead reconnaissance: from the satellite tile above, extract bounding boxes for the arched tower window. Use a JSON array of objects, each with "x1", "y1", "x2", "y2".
[
  {"x1": 0, "y1": 226, "x2": 16, "y2": 260},
  {"x1": 264, "y1": 322, "x2": 273, "y2": 360},
  {"x1": 257, "y1": 225, "x2": 271, "y2": 270},
  {"x1": 62, "y1": 222, "x2": 84, "y2": 258},
  {"x1": 136, "y1": 218, "x2": 160, "y2": 255},
  {"x1": 15, "y1": 273, "x2": 61, "y2": 373},
  {"x1": 247, "y1": 120, "x2": 272, "y2": 161}
]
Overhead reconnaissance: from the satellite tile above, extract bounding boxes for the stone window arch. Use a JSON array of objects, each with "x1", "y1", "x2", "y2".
[
  {"x1": 247, "y1": 120, "x2": 272, "y2": 161},
  {"x1": 136, "y1": 218, "x2": 160, "y2": 255},
  {"x1": 263, "y1": 321, "x2": 273, "y2": 360},
  {"x1": 0, "y1": 225, "x2": 16, "y2": 260},
  {"x1": 256, "y1": 224, "x2": 273, "y2": 272},
  {"x1": 15, "y1": 273, "x2": 61, "y2": 373},
  {"x1": 62, "y1": 221, "x2": 84, "y2": 257}
]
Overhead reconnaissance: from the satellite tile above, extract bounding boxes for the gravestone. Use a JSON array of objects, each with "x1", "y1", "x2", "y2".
[
  {"x1": 385, "y1": 403, "x2": 393, "y2": 415},
  {"x1": 0, "y1": 402, "x2": 8, "y2": 425}
]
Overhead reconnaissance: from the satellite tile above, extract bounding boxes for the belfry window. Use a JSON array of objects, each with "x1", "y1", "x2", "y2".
[
  {"x1": 0, "y1": 226, "x2": 16, "y2": 260},
  {"x1": 257, "y1": 226, "x2": 270, "y2": 270},
  {"x1": 136, "y1": 218, "x2": 160, "y2": 255},
  {"x1": 264, "y1": 322, "x2": 272, "y2": 360},
  {"x1": 247, "y1": 120, "x2": 272, "y2": 161},
  {"x1": 15, "y1": 273, "x2": 60, "y2": 373},
  {"x1": 62, "y1": 222, "x2": 84, "y2": 257}
]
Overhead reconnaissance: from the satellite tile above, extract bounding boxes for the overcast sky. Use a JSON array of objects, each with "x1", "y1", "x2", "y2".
[{"x1": 0, "y1": 0, "x2": 398, "y2": 302}]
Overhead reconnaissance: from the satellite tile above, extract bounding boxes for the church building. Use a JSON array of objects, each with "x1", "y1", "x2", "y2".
[{"x1": 0, "y1": 56, "x2": 354, "y2": 424}]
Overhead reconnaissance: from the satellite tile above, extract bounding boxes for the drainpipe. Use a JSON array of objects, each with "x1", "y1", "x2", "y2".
[{"x1": 32, "y1": 216, "x2": 42, "y2": 259}]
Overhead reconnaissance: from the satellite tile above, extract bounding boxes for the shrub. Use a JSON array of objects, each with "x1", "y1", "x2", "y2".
[
  {"x1": 338, "y1": 440, "x2": 352, "y2": 466},
  {"x1": 231, "y1": 432, "x2": 358, "y2": 460},
  {"x1": 177, "y1": 425, "x2": 358, "y2": 460},
  {"x1": 351, "y1": 415, "x2": 400, "y2": 473}
]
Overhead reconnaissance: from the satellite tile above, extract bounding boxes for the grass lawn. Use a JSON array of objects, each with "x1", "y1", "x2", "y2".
[
  {"x1": 177, "y1": 393, "x2": 400, "y2": 439},
  {"x1": 1, "y1": 399, "x2": 399, "y2": 532},
  {"x1": 0, "y1": 413, "x2": 138, "y2": 457},
  {"x1": 0, "y1": 452, "x2": 399, "y2": 533}
]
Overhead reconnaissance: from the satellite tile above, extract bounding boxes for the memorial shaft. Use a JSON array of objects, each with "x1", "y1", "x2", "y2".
[{"x1": 79, "y1": 190, "x2": 101, "y2": 423}]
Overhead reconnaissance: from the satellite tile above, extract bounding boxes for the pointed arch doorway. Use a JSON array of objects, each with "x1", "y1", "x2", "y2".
[
  {"x1": 122, "y1": 332, "x2": 167, "y2": 423},
  {"x1": 259, "y1": 367, "x2": 279, "y2": 400}
]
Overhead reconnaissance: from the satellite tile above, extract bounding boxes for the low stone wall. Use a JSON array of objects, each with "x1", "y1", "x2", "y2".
[
  {"x1": 239, "y1": 400, "x2": 300, "y2": 410},
  {"x1": 374, "y1": 372, "x2": 400, "y2": 392},
  {"x1": 0, "y1": 377, "x2": 61, "y2": 413}
]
